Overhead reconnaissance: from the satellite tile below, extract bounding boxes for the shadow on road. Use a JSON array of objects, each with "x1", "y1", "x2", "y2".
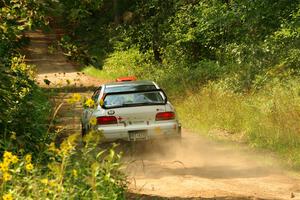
[
  {"x1": 127, "y1": 163, "x2": 270, "y2": 179},
  {"x1": 126, "y1": 193, "x2": 268, "y2": 200},
  {"x1": 42, "y1": 85, "x2": 98, "y2": 93}
]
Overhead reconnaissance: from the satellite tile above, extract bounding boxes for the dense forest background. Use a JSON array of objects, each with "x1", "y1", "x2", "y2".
[{"x1": 55, "y1": 0, "x2": 300, "y2": 92}]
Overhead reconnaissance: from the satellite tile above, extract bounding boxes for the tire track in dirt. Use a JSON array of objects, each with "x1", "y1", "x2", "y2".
[{"x1": 25, "y1": 30, "x2": 300, "y2": 200}]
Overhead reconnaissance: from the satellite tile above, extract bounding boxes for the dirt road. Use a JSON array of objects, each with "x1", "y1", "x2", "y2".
[
  {"x1": 25, "y1": 30, "x2": 300, "y2": 200},
  {"x1": 25, "y1": 29, "x2": 106, "y2": 134},
  {"x1": 125, "y1": 132, "x2": 300, "y2": 200}
]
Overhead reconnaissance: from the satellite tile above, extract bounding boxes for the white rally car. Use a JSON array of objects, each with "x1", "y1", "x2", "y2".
[{"x1": 81, "y1": 77, "x2": 181, "y2": 142}]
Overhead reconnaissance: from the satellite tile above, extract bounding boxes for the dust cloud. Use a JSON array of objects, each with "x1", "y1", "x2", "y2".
[
  {"x1": 118, "y1": 131, "x2": 300, "y2": 199},
  {"x1": 123, "y1": 131, "x2": 274, "y2": 180}
]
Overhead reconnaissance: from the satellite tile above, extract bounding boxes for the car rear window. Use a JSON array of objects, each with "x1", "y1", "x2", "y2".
[
  {"x1": 104, "y1": 84, "x2": 157, "y2": 93},
  {"x1": 103, "y1": 91, "x2": 165, "y2": 108}
]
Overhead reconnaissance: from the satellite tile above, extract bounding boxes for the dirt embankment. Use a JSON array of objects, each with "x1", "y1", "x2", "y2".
[{"x1": 26, "y1": 30, "x2": 300, "y2": 200}]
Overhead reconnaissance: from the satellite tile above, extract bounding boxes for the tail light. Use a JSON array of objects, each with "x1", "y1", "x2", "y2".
[
  {"x1": 97, "y1": 116, "x2": 117, "y2": 125},
  {"x1": 156, "y1": 112, "x2": 175, "y2": 121}
]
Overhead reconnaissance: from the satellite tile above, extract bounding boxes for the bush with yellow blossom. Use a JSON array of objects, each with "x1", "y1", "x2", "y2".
[
  {"x1": 0, "y1": 88, "x2": 126, "y2": 199},
  {"x1": 0, "y1": 131, "x2": 126, "y2": 199}
]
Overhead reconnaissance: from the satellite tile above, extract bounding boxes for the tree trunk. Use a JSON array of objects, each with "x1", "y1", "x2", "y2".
[
  {"x1": 113, "y1": 0, "x2": 120, "y2": 24},
  {"x1": 152, "y1": 23, "x2": 162, "y2": 63}
]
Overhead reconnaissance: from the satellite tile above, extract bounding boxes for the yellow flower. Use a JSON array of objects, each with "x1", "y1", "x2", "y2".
[
  {"x1": 59, "y1": 139, "x2": 74, "y2": 156},
  {"x1": 25, "y1": 163, "x2": 34, "y2": 171},
  {"x1": 40, "y1": 178, "x2": 48, "y2": 185},
  {"x1": 99, "y1": 99, "x2": 104, "y2": 106},
  {"x1": 72, "y1": 169, "x2": 78, "y2": 177},
  {"x1": 85, "y1": 98, "x2": 95, "y2": 108},
  {"x1": 3, "y1": 172, "x2": 12, "y2": 181},
  {"x1": 10, "y1": 132, "x2": 16, "y2": 140},
  {"x1": 25, "y1": 154, "x2": 32, "y2": 163},
  {"x1": 89, "y1": 117, "x2": 97, "y2": 126},
  {"x1": 3, "y1": 151, "x2": 14, "y2": 165},
  {"x1": 10, "y1": 155, "x2": 18, "y2": 164},
  {"x1": 72, "y1": 93, "x2": 81, "y2": 102},
  {"x1": 0, "y1": 162, "x2": 9, "y2": 172},
  {"x1": 57, "y1": 134, "x2": 79, "y2": 157},
  {"x1": 3, "y1": 158, "x2": 10, "y2": 165},
  {"x1": 3, "y1": 151, "x2": 13, "y2": 160},
  {"x1": 2, "y1": 193, "x2": 13, "y2": 200}
]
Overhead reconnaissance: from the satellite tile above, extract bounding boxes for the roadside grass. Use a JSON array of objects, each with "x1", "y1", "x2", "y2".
[
  {"x1": 82, "y1": 65, "x2": 120, "y2": 80},
  {"x1": 176, "y1": 80, "x2": 300, "y2": 169}
]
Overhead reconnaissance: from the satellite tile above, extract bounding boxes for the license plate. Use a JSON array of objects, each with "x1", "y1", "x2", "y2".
[{"x1": 129, "y1": 131, "x2": 147, "y2": 140}]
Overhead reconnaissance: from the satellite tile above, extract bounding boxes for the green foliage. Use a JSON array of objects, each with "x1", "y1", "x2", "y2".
[
  {"x1": 0, "y1": 0, "x2": 47, "y2": 58},
  {"x1": 0, "y1": 57, "x2": 51, "y2": 153},
  {"x1": 58, "y1": 35, "x2": 92, "y2": 64},
  {"x1": 102, "y1": 48, "x2": 145, "y2": 76},
  {"x1": 57, "y1": 0, "x2": 300, "y2": 89},
  {"x1": 58, "y1": 0, "x2": 104, "y2": 23},
  {"x1": 0, "y1": 0, "x2": 51, "y2": 154}
]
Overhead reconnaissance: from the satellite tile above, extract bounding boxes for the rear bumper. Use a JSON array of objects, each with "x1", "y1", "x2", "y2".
[{"x1": 95, "y1": 122, "x2": 181, "y2": 142}]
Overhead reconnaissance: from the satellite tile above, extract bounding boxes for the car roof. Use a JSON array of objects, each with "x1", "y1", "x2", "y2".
[{"x1": 103, "y1": 80, "x2": 158, "y2": 88}]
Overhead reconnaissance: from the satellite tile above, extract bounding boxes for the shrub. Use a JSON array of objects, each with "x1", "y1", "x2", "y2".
[
  {"x1": 0, "y1": 132, "x2": 126, "y2": 199},
  {"x1": 0, "y1": 57, "x2": 51, "y2": 154}
]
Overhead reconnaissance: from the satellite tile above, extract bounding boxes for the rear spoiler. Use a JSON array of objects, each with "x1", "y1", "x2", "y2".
[{"x1": 100, "y1": 89, "x2": 168, "y2": 109}]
